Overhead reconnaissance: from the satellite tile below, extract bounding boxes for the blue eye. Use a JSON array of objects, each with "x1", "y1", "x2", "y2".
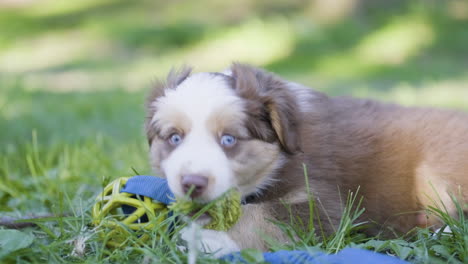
[
  {"x1": 220, "y1": 134, "x2": 236, "y2": 147},
  {"x1": 169, "y1": 133, "x2": 183, "y2": 146}
]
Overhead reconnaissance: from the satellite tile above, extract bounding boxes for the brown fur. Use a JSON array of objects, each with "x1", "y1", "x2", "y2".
[
  {"x1": 146, "y1": 63, "x2": 468, "y2": 250},
  {"x1": 225, "y1": 64, "x2": 468, "y2": 244},
  {"x1": 231, "y1": 63, "x2": 302, "y2": 154}
]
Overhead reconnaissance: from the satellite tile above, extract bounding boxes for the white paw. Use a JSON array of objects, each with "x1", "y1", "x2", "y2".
[{"x1": 180, "y1": 222, "x2": 239, "y2": 259}]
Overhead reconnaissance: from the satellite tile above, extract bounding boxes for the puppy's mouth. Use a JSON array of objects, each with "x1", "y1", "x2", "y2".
[
  {"x1": 186, "y1": 210, "x2": 212, "y2": 226},
  {"x1": 169, "y1": 196, "x2": 214, "y2": 225},
  {"x1": 188, "y1": 210, "x2": 210, "y2": 219}
]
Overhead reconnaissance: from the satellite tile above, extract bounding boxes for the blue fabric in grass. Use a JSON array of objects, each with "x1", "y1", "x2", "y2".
[
  {"x1": 121, "y1": 175, "x2": 175, "y2": 204},
  {"x1": 119, "y1": 176, "x2": 410, "y2": 264},
  {"x1": 223, "y1": 248, "x2": 410, "y2": 264}
]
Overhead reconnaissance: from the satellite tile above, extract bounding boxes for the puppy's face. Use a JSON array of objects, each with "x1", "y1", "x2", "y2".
[{"x1": 145, "y1": 64, "x2": 300, "y2": 201}]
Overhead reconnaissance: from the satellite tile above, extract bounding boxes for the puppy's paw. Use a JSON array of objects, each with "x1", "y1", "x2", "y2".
[{"x1": 180, "y1": 222, "x2": 239, "y2": 258}]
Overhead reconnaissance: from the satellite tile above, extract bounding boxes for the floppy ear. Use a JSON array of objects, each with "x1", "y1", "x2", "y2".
[
  {"x1": 145, "y1": 66, "x2": 192, "y2": 145},
  {"x1": 231, "y1": 63, "x2": 301, "y2": 154}
]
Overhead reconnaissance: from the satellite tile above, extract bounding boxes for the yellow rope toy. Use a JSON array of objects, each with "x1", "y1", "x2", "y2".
[
  {"x1": 91, "y1": 177, "x2": 169, "y2": 247},
  {"x1": 92, "y1": 176, "x2": 242, "y2": 247}
]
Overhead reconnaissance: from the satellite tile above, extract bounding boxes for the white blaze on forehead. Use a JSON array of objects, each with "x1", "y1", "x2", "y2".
[
  {"x1": 152, "y1": 73, "x2": 241, "y2": 125},
  {"x1": 151, "y1": 73, "x2": 246, "y2": 200}
]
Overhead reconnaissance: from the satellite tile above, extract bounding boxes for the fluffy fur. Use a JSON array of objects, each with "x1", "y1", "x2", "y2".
[{"x1": 145, "y1": 63, "x2": 468, "y2": 253}]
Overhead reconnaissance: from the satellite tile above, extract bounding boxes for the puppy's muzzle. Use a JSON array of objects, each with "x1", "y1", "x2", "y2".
[{"x1": 181, "y1": 174, "x2": 208, "y2": 198}]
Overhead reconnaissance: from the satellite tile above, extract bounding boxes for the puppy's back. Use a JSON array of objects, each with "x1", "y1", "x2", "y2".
[{"x1": 326, "y1": 97, "x2": 468, "y2": 233}]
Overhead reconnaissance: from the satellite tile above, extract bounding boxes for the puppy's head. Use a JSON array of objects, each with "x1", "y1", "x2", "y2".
[{"x1": 145, "y1": 64, "x2": 300, "y2": 202}]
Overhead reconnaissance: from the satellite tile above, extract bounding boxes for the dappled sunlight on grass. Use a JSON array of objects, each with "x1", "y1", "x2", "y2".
[
  {"x1": 1, "y1": 17, "x2": 296, "y2": 92},
  {"x1": 127, "y1": 18, "x2": 295, "y2": 90},
  {"x1": 315, "y1": 14, "x2": 435, "y2": 78},
  {"x1": 356, "y1": 15, "x2": 434, "y2": 66},
  {"x1": 0, "y1": 0, "x2": 466, "y2": 99},
  {"x1": 23, "y1": 0, "x2": 115, "y2": 18},
  {"x1": 20, "y1": 70, "x2": 105, "y2": 92},
  {"x1": 338, "y1": 78, "x2": 468, "y2": 110},
  {"x1": 0, "y1": 30, "x2": 108, "y2": 73},
  {"x1": 305, "y1": 0, "x2": 359, "y2": 24},
  {"x1": 177, "y1": 18, "x2": 295, "y2": 70},
  {"x1": 129, "y1": 18, "x2": 295, "y2": 77},
  {"x1": 383, "y1": 80, "x2": 468, "y2": 109}
]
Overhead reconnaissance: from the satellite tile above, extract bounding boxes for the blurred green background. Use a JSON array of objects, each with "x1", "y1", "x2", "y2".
[{"x1": 0, "y1": 0, "x2": 467, "y2": 212}]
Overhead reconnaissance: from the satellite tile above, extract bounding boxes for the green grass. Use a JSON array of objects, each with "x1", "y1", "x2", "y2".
[{"x1": 1, "y1": 0, "x2": 467, "y2": 263}]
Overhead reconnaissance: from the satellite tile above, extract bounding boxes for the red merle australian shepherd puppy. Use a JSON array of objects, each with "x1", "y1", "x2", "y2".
[{"x1": 144, "y1": 63, "x2": 468, "y2": 255}]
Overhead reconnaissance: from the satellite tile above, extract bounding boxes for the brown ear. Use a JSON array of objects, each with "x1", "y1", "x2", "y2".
[
  {"x1": 145, "y1": 66, "x2": 192, "y2": 145},
  {"x1": 231, "y1": 63, "x2": 301, "y2": 154}
]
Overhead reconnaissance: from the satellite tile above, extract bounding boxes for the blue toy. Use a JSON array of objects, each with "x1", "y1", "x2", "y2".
[{"x1": 223, "y1": 248, "x2": 409, "y2": 264}]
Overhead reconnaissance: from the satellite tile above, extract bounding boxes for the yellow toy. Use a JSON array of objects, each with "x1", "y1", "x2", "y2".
[
  {"x1": 91, "y1": 177, "x2": 169, "y2": 247},
  {"x1": 92, "y1": 176, "x2": 242, "y2": 247}
]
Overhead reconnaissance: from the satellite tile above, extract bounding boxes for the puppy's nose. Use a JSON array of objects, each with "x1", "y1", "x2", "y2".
[{"x1": 181, "y1": 174, "x2": 208, "y2": 198}]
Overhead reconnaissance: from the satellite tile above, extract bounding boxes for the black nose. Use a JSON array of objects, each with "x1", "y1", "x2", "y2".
[{"x1": 181, "y1": 174, "x2": 208, "y2": 198}]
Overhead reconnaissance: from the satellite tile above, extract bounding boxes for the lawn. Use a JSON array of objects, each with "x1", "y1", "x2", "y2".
[{"x1": 0, "y1": 0, "x2": 467, "y2": 263}]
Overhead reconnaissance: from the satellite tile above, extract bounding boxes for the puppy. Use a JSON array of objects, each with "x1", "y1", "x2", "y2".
[{"x1": 145, "y1": 63, "x2": 468, "y2": 253}]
